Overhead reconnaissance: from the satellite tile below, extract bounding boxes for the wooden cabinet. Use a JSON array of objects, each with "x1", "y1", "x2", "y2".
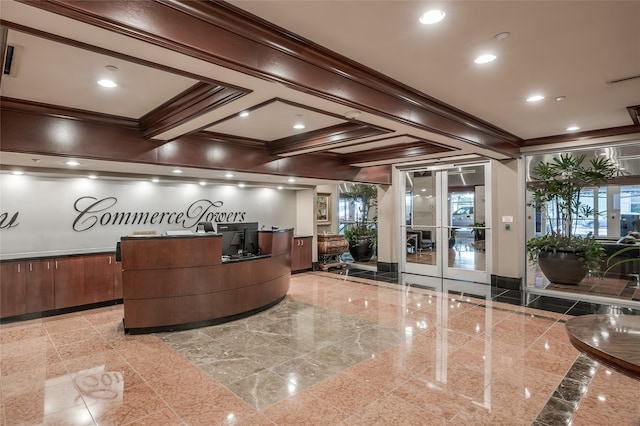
[
  {"x1": 53, "y1": 257, "x2": 86, "y2": 309},
  {"x1": 1, "y1": 261, "x2": 26, "y2": 318},
  {"x1": 26, "y1": 259, "x2": 54, "y2": 314},
  {"x1": 1, "y1": 252, "x2": 120, "y2": 319},
  {"x1": 292, "y1": 236, "x2": 313, "y2": 271},
  {"x1": 84, "y1": 254, "x2": 115, "y2": 304},
  {"x1": 55, "y1": 254, "x2": 117, "y2": 308}
]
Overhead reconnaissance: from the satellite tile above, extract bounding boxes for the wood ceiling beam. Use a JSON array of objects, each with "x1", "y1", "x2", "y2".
[
  {"x1": 522, "y1": 125, "x2": 640, "y2": 147},
  {"x1": 19, "y1": 0, "x2": 523, "y2": 158},
  {"x1": 268, "y1": 122, "x2": 390, "y2": 156},
  {"x1": 342, "y1": 141, "x2": 458, "y2": 165},
  {"x1": 139, "y1": 82, "x2": 249, "y2": 139},
  {"x1": 0, "y1": 104, "x2": 392, "y2": 184},
  {"x1": 627, "y1": 105, "x2": 640, "y2": 126}
]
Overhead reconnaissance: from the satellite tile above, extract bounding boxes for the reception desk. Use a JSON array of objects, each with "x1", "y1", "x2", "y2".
[{"x1": 120, "y1": 229, "x2": 292, "y2": 333}]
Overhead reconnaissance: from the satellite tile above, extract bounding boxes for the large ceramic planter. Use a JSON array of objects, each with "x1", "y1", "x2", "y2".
[
  {"x1": 538, "y1": 250, "x2": 588, "y2": 285},
  {"x1": 348, "y1": 236, "x2": 375, "y2": 262}
]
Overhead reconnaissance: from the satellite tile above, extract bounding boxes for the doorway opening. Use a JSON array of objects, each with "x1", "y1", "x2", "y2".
[{"x1": 401, "y1": 163, "x2": 491, "y2": 289}]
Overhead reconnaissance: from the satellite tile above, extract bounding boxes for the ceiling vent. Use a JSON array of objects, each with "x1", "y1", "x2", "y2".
[
  {"x1": 3, "y1": 44, "x2": 23, "y2": 77},
  {"x1": 607, "y1": 74, "x2": 640, "y2": 85}
]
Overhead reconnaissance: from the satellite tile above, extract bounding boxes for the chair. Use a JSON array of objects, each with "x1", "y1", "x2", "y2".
[
  {"x1": 407, "y1": 229, "x2": 433, "y2": 252},
  {"x1": 419, "y1": 230, "x2": 433, "y2": 250}
]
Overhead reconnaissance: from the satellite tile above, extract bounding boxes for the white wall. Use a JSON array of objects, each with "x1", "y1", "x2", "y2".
[
  {"x1": 376, "y1": 182, "x2": 398, "y2": 265},
  {"x1": 491, "y1": 159, "x2": 524, "y2": 279},
  {"x1": 0, "y1": 174, "x2": 298, "y2": 260},
  {"x1": 296, "y1": 188, "x2": 317, "y2": 261},
  {"x1": 316, "y1": 184, "x2": 338, "y2": 235}
]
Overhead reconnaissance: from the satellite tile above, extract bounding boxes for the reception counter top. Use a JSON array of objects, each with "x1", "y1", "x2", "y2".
[
  {"x1": 565, "y1": 314, "x2": 640, "y2": 380},
  {"x1": 120, "y1": 229, "x2": 292, "y2": 333}
]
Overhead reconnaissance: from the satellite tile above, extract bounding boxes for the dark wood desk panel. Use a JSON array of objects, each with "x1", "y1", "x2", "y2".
[
  {"x1": 121, "y1": 230, "x2": 292, "y2": 332},
  {"x1": 121, "y1": 235, "x2": 222, "y2": 271},
  {"x1": 123, "y1": 276, "x2": 289, "y2": 329},
  {"x1": 123, "y1": 265, "x2": 222, "y2": 299}
]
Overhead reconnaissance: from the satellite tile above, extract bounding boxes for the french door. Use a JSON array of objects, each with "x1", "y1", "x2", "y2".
[{"x1": 401, "y1": 163, "x2": 491, "y2": 285}]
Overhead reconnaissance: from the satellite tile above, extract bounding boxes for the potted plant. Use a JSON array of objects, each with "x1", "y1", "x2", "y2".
[
  {"x1": 471, "y1": 222, "x2": 485, "y2": 241},
  {"x1": 526, "y1": 154, "x2": 622, "y2": 285},
  {"x1": 341, "y1": 184, "x2": 377, "y2": 262},
  {"x1": 448, "y1": 228, "x2": 457, "y2": 249}
]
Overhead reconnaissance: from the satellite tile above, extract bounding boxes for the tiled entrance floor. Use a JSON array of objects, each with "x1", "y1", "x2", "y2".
[{"x1": 1, "y1": 272, "x2": 638, "y2": 425}]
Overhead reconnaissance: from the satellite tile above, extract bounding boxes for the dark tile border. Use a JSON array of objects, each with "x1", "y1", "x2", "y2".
[{"x1": 533, "y1": 354, "x2": 599, "y2": 425}]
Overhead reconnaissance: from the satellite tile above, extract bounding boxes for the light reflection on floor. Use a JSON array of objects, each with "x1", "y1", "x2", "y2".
[{"x1": 1, "y1": 272, "x2": 638, "y2": 425}]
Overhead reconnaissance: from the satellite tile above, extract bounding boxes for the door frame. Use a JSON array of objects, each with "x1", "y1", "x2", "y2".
[{"x1": 399, "y1": 162, "x2": 492, "y2": 285}]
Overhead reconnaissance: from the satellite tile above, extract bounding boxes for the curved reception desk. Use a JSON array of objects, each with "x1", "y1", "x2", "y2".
[{"x1": 120, "y1": 229, "x2": 292, "y2": 333}]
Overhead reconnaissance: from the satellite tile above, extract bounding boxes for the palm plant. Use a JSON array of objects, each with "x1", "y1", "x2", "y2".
[
  {"x1": 526, "y1": 153, "x2": 622, "y2": 276},
  {"x1": 341, "y1": 184, "x2": 377, "y2": 261},
  {"x1": 341, "y1": 183, "x2": 377, "y2": 241}
]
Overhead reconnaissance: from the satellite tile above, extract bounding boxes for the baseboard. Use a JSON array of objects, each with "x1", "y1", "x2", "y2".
[
  {"x1": 377, "y1": 262, "x2": 398, "y2": 273},
  {"x1": 491, "y1": 274, "x2": 522, "y2": 290}
]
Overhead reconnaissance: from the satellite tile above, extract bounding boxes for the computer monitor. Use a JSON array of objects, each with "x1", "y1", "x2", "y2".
[
  {"x1": 218, "y1": 222, "x2": 259, "y2": 255},
  {"x1": 196, "y1": 222, "x2": 215, "y2": 233},
  {"x1": 243, "y1": 226, "x2": 259, "y2": 255}
]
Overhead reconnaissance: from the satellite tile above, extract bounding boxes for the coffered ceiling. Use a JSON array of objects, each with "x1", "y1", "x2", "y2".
[{"x1": 1, "y1": 0, "x2": 639, "y2": 186}]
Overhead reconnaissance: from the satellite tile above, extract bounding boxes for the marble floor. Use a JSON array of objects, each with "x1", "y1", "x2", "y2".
[{"x1": 1, "y1": 272, "x2": 639, "y2": 425}]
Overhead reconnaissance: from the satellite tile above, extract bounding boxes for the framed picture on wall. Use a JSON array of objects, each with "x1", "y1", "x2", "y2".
[{"x1": 317, "y1": 193, "x2": 331, "y2": 224}]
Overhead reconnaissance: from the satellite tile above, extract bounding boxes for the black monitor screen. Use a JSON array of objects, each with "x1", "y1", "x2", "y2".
[
  {"x1": 243, "y1": 227, "x2": 259, "y2": 255},
  {"x1": 197, "y1": 222, "x2": 215, "y2": 233},
  {"x1": 218, "y1": 222, "x2": 258, "y2": 255}
]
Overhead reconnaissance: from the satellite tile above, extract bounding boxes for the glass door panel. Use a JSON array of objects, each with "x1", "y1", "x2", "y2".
[
  {"x1": 402, "y1": 164, "x2": 490, "y2": 284},
  {"x1": 445, "y1": 166, "x2": 488, "y2": 281},
  {"x1": 405, "y1": 171, "x2": 438, "y2": 269},
  {"x1": 620, "y1": 185, "x2": 640, "y2": 235},
  {"x1": 574, "y1": 189, "x2": 595, "y2": 237}
]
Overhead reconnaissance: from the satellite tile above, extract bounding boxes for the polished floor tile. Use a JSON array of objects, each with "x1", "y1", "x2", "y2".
[{"x1": 1, "y1": 271, "x2": 639, "y2": 425}]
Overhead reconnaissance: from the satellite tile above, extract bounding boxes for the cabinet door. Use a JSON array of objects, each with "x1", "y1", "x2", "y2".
[
  {"x1": 292, "y1": 237, "x2": 313, "y2": 271},
  {"x1": 26, "y1": 259, "x2": 55, "y2": 314},
  {"x1": 84, "y1": 254, "x2": 115, "y2": 304},
  {"x1": 299, "y1": 237, "x2": 313, "y2": 270},
  {"x1": 113, "y1": 260, "x2": 123, "y2": 300},
  {"x1": 1, "y1": 262, "x2": 26, "y2": 318},
  {"x1": 54, "y1": 257, "x2": 86, "y2": 309}
]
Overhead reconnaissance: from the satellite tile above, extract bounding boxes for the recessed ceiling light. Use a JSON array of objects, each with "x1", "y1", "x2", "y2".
[
  {"x1": 97, "y1": 79, "x2": 117, "y2": 88},
  {"x1": 199, "y1": 181, "x2": 206, "y2": 186},
  {"x1": 88, "y1": 175, "x2": 98, "y2": 179},
  {"x1": 239, "y1": 111, "x2": 249, "y2": 117},
  {"x1": 345, "y1": 110, "x2": 362, "y2": 120},
  {"x1": 171, "y1": 169, "x2": 183, "y2": 174},
  {"x1": 65, "y1": 160, "x2": 80, "y2": 166},
  {"x1": 526, "y1": 95, "x2": 545, "y2": 102},
  {"x1": 151, "y1": 178, "x2": 159, "y2": 183},
  {"x1": 224, "y1": 173, "x2": 234, "y2": 178},
  {"x1": 555, "y1": 96, "x2": 566, "y2": 101},
  {"x1": 288, "y1": 178, "x2": 296, "y2": 183},
  {"x1": 277, "y1": 186, "x2": 283, "y2": 190},
  {"x1": 292, "y1": 115, "x2": 305, "y2": 130},
  {"x1": 494, "y1": 32, "x2": 510, "y2": 41},
  {"x1": 238, "y1": 183, "x2": 246, "y2": 188},
  {"x1": 566, "y1": 126, "x2": 580, "y2": 131},
  {"x1": 12, "y1": 170, "x2": 24, "y2": 175},
  {"x1": 419, "y1": 10, "x2": 446, "y2": 24},
  {"x1": 474, "y1": 54, "x2": 497, "y2": 64}
]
